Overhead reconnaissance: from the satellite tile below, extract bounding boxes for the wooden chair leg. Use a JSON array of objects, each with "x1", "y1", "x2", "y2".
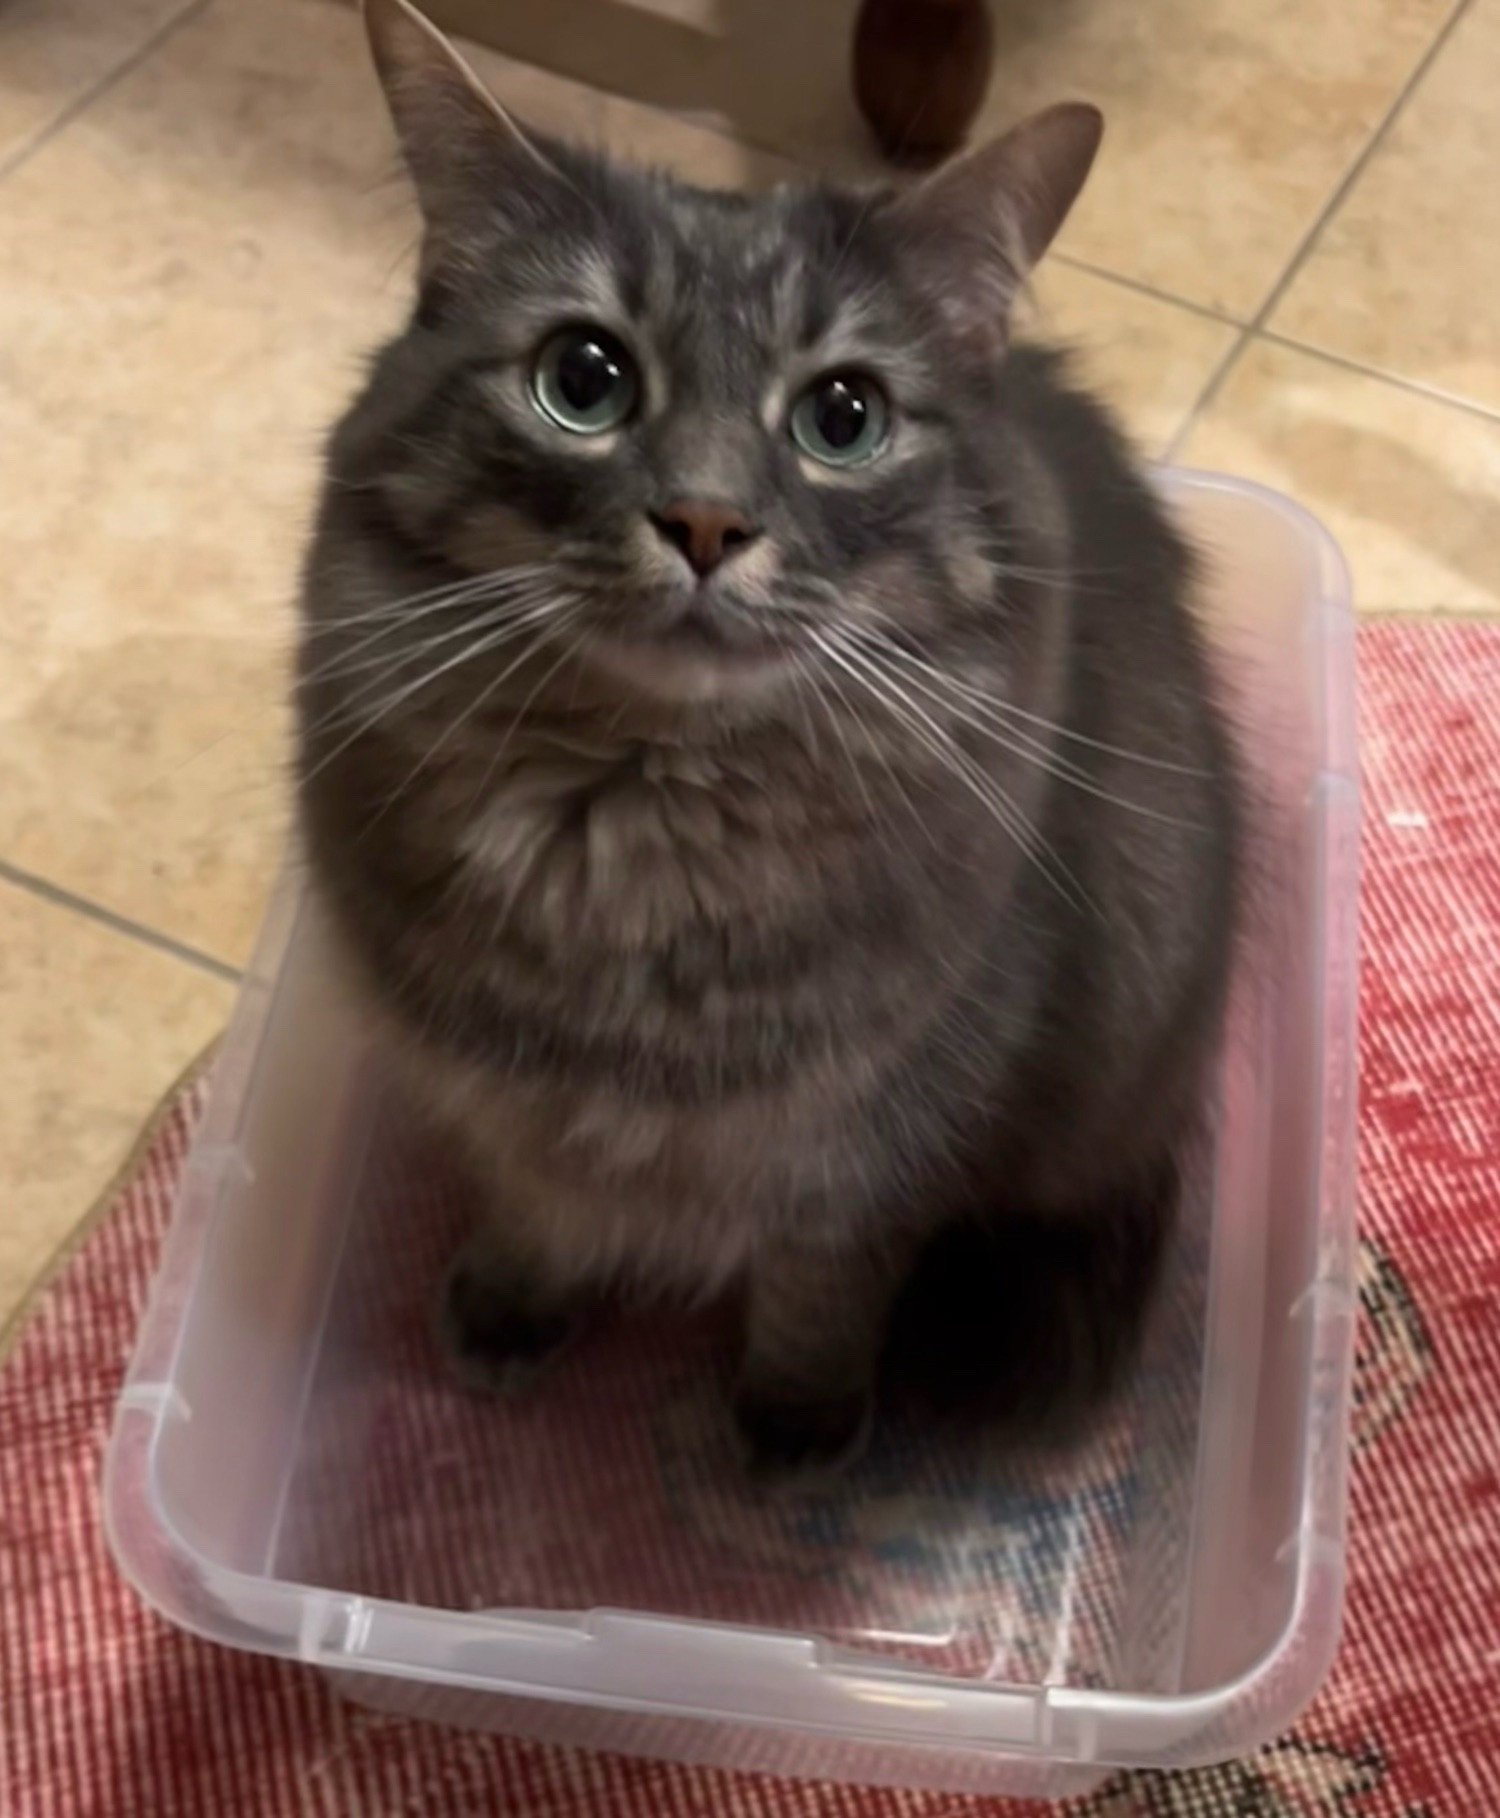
[{"x1": 853, "y1": 0, "x2": 994, "y2": 164}]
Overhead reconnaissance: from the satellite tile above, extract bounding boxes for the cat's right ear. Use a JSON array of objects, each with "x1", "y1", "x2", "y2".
[
  {"x1": 363, "y1": 0, "x2": 555, "y2": 260},
  {"x1": 885, "y1": 103, "x2": 1103, "y2": 355}
]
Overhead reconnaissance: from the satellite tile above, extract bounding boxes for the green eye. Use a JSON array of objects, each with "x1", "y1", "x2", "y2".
[
  {"x1": 789, "y1": 372, "x2": 890, "y2": 467},
  {"x1": 531, "y1": 326, "x2": 639, "y2": 434}
]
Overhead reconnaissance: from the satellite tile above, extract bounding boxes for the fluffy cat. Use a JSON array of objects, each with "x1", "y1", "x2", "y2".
[{"x1": 296, "y1": 0, "x2": 1243, "y2": 1477}]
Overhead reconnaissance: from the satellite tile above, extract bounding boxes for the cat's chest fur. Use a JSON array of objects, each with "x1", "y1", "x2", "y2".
[
  {"x1": 387, "y1": 737, "x2": 899, "y2": 1279},
  {"x1": 452, "y1": 729, "x2": 870, "y2": 970},
  {"x1": 376, "y1": 727, "x2": 958, "y2": 1250}
]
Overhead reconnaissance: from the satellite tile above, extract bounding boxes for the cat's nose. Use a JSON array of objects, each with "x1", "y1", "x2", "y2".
[{"x1": 649, "y1": 500, "x2": 760, "y2": 577}]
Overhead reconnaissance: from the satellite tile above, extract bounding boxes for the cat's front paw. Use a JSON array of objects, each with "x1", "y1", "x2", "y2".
[
  {"x1": 732, "y1": 1383, "x2": 874, "y2": 1486},
  {"x1": 440, "y1": 1259, "x2": 579, "y2": 1393}
]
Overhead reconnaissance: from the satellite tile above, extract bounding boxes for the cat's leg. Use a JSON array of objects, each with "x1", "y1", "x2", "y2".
[
  {"x1": 886, "y1": 1153, "x2": 1179, "y2": 1434},
  {"x1": 733, "y1": 1233, "x2": 914, "y2": 1480},
  {"x1": 440, "y1": 1208, "x2": 593, "y2": 1393}
]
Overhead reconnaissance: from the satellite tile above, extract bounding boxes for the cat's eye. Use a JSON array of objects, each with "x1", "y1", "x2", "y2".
[
  {"x1": 789, "y1": 372, "x2": 890, "y2": 468},
  {"x1": 530, "y1": 326, "x2": 639, "y2": 435}
]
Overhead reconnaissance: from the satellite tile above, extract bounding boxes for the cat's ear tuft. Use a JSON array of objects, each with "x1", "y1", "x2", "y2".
[
  {"x1": 887, "y1": 102, "x2": 1103, "y2": 353},
  {"x1": 362, "y1": 0, "x2": 554, "y2": 250}
]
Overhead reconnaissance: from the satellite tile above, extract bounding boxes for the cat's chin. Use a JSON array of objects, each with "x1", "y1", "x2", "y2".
[{"x1": 584, "y1": 626, "x2": 793, "y2": 707}]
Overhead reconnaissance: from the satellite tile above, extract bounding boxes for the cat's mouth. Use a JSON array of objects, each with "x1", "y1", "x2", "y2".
[
  {"x1": 601, "y1": 582, "x2": 795, "y2": 661},
  {"x1": 582, "y1": 586, "x2": 798, "y2": 699},
  {"x1": 658, "y1": 597, "x2": 784, "y2": 660}
]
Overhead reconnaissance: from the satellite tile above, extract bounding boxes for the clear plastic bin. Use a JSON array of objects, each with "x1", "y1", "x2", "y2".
[{"x1": 104, "y1": 471, "x2": 1359, "y2": 1801}]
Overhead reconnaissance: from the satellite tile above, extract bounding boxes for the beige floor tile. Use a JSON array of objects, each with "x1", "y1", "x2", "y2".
[
  {"x1": 978, "y1": 0, "x2": 1455, "y2": 320},
  {"x1": 0, "y1": 0, "x2": 411, "y2": 967},
  {"x1": 0, "y1": 0, "x2": 193, "y2": 169},
  {"x1": 1269, "y1": 0, "x2": 1500, "y2": 414},
  {"x1": 1028, "y1": 265, "x2": 1237, "y2": 456},
  {"x1": 1180, "y1": 339, "x2": 1500, "y2": 613},
  {"x1": 0, "y1": 882, "x2": 230, "y2": 1330}
]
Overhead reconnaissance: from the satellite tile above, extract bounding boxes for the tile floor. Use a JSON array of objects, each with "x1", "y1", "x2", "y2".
[{"x1": 0, "y1": 0, "x2": 1495, "y2": 1329}]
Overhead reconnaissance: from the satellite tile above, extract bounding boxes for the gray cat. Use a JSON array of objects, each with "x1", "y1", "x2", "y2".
[{"x1": 296, "y1": 0, "x2": 1243, "y2": 1477}]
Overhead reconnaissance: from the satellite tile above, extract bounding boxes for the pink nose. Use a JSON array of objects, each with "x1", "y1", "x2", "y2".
[{"x1": 650, "y1": 500, "x2": 760, "y2": 576}]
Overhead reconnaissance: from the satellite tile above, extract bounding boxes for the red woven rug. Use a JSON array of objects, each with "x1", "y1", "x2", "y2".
[{"x1": 4, "y1": 619, "x2": 1499, "y2": 1817}]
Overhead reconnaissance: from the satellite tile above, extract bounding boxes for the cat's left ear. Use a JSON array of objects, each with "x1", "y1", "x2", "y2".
[
  {"x1": 886, "y1": 103, "x2": 1103, "y2": 353},
  {"x1": 363, "y1": 0, "x2": 558, "y2": 262}
]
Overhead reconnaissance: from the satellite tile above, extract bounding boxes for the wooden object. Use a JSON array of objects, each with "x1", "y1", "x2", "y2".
[{"x1": 853, "y1": 0, "x2": 995, "y2": 163}]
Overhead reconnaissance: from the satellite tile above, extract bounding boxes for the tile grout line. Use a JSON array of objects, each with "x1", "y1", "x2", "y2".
[
  {"x1": 0, "y1": 0, "x2": 214, "y2": 187},
  {"x1": 1257, "y1": 330, "x2": 1500, "y2": 429},
  {"x1": 1242, "y1": 0, "x2": 1477, "y2": 336},
  {"x1": 1037, "y1": 270, "x2": 1500, "y2": 431},
  {"x1": 1047, "y1": 252, "x2": 1244, "y2": 330},
  {"x1": 1164, "y1": 0, "x2": 1477, "y2": 460},
  {"x1": 0, "y1": 0, "x2": 253, "y2": 994},
  {"x1": 0, "y1": 858, "x2": 242, "y2": 985}
]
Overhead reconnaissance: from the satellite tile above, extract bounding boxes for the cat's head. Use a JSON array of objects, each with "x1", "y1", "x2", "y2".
[{"x1": 320, "y1": 0, "x2": 1101, "y2": 712}]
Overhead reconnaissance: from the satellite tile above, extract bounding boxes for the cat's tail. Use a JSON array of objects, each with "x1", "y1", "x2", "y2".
[{"x1": 882, "y1": 1155, "x2": 1177, "y2": 1441}]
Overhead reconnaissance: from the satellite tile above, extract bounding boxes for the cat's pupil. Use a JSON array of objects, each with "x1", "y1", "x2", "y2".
[
  {"x1": 814, "y1": 380, "x2": 867, "y2": 450},
  {"x1": 557, "y1": 338, "x2": 621, "y2": 411}
]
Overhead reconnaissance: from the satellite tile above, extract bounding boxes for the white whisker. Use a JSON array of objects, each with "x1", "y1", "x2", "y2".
[
  {"x1": 464, "y1": 621, "x2": 596, "y2": 820},
  {"x1": 299, "y1": 581, "x2": 564, "y2": 705},
  {"x1": 298, "y1": 566, "x2": 556, "y2": 688},
  {"x1": 844, "y1": 633, "x2": 1196, "y2": 828},
  {"x1": 810, "y1": 628, "x2": 1099, "y2": 918},
  {"x1": 781, "y1": 647, "x2": 826, "y2": 762},
  {"x1": 302, "y1": 563, "x2": 555, "y2": 636},
  {"x1": 299, "y1": 617, "x2": 554, "y2": 751},
  {"x1": 298, "y1": 599, "x2": 573, "y2": 787},
  {"x1": 850, "y1": 611, "x2": 1207, "y2": 777},
  {"x1": 794, "y1": 644, "x2": 936, "y2": 857},
  {"x1": 371, "y1": 604, "x2": 587, "y2": 822}
]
